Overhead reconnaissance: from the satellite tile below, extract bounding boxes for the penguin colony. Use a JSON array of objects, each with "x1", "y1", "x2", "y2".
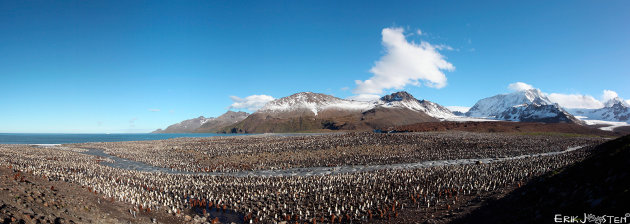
[
  {"x1": 0, "y1": 132, "x2": 605, "y2": 223},
  {"x1": 74, "y1": 132, "x2": 604, "y2": 173}
]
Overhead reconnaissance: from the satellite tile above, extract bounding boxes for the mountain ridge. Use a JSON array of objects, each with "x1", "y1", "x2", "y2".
[
  {"x1": 153, "y1": 111, "x2": 250, "y2": 133},
  {"x1": 220, "y1": 91, "x2": 449, "y2": 133},
  {"x1": 194, "y1": 111, "x2": 250, "y2": 133},
  {"x1": 152, "y1": 116, "x2": 212, "y2": 133},
  {"x1": 567, "y1": 96, "x2": 630, "y2": 123}
]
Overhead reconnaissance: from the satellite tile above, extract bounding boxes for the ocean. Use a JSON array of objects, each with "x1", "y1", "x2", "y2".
[{"x1": 0, "y1": 133, "x2": 246, "y2": 144}]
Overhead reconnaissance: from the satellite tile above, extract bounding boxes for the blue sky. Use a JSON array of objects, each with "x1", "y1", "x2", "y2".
[{"x1": 1, "y1": 0, "x2": 629, "y2": 133}]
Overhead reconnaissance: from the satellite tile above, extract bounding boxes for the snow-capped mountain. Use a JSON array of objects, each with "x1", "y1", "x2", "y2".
[
  {"x1": 223, "y1": 91, "x2": 452, "y2": 133},
  {"x1": 567, "y1": 97, "x2": 630, "y2": 123},
  {"x1": 378, "y1": 91, "x2": 455, "y2": 119},
  {"x1": 257, "y1": 92, "x2": 373, "y2": 116},
  {"x1": 466, "y1": 89, "x2": 553, "y2": 117},
  {"x1": 152, "y1": 116, "x2": 213, "y2": 133},
  {"x1": 466, "y1": 89, "x2": 582, "y2": 123},
  {"x1": 604, "y1": 97, "x2": 630, "y2": 107},
  {"x1": 257, "y1": 91, "x2": 454, "y2": 119}
]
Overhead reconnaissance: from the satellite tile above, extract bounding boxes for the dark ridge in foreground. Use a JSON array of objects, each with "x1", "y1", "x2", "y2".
[
  {"x1": 394, "y1": 121, "x2": 624, "y2": 137},
  {"x1": 453, "y1": 134, "x2": 630, "y2": 224}
]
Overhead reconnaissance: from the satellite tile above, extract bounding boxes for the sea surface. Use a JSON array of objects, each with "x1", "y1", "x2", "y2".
[{"x1": 0, "y1": 133, "x2": 246, "y2": 144}]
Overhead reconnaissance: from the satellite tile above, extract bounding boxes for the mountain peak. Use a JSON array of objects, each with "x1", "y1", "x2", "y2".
[
  {"x1": 380, "y1": 91, "x2": 416, "y2": 102},
  {"x1": 466, "y1": 88, "x2": 558, "y2": 120},
  {"x1": 511, "y1": 88, "x2": 549, "y2": 104},
  {"x1": 604, "y1": 97, "x2": 629, "y2": 108},
  {"x1": 377, "y1": 91, "x2": 454, "y2": 119}
]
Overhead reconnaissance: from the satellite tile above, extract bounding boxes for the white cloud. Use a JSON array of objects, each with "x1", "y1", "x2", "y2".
[
  {"x1": 353, "y1": 27, "x2": 455, "y2": 95},
  {"x1": 346, "y1": 94, "x2": 381, "y2": 102},
  {"x1": 507, "y1": 82, "x2": 534, "y2": 92},
  {"x1": 435, "y1": 44, "x2": 455, "y2": 51},
  {"x1": 601, "y1": 90, "x2": 619, "y2": 102},
  {"x1": 148, "y1": 108, "x2": 160, "y2": 112},
  {"x1": 547, "y1": 93, "x2": 604, "y2": 109},
  {"x1": 446, "y1": 106, "x2": 471, "y2": 113},
  {"x1": 416, "y1": 29, "x2": 423, "y2": 35},
  {"x1": 229, "y1": 95, "x2": 275, "y2": 111}
]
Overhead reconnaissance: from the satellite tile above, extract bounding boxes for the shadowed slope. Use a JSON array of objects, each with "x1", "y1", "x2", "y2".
[{"x1": 453, "y1": 134, "x2": 630, "y2": 223}]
